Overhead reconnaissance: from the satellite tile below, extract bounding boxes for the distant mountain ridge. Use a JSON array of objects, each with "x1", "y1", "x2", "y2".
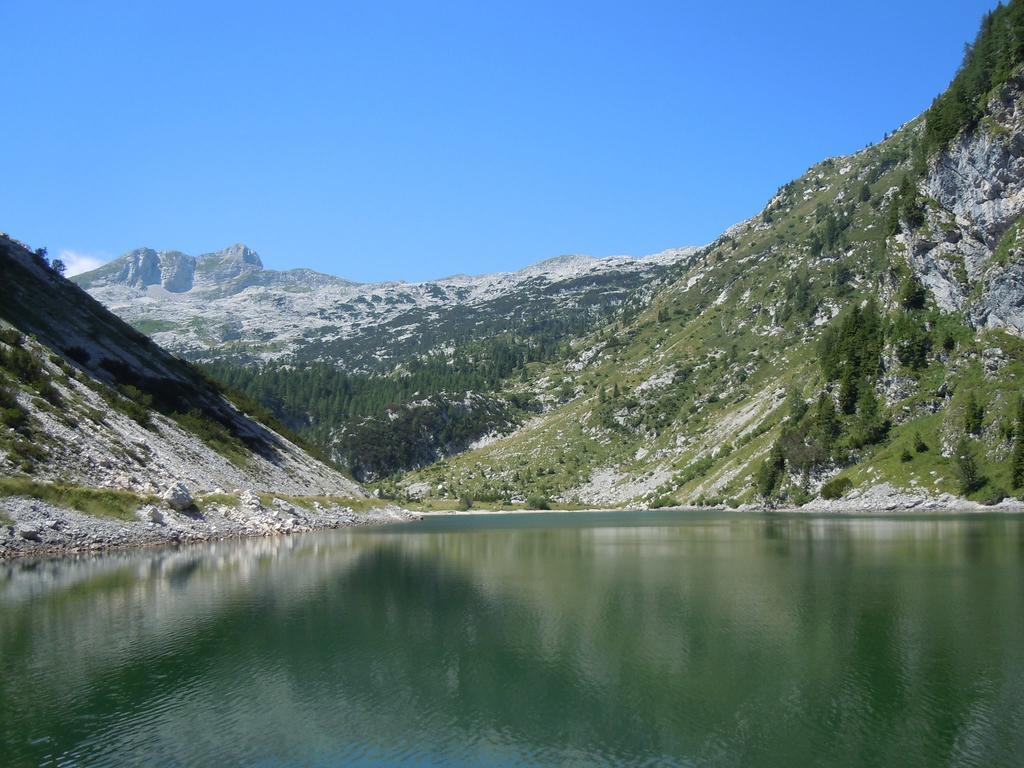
[
  {"x1": 76, "y1": 243, "x2": 353, "y2": 295},
  {"x1": 74, "y1": 243, "x2": 700, "y2": 370}
]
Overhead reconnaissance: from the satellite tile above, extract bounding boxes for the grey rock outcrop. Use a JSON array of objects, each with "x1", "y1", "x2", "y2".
[
  {"x1": 911, "y1": 71, "x2": 1024, "y2": 333},
  {"x1": 162, "y1": 482, "x2": 194, "y2": 511},
  {"x1": 16, "y1": 523, "x2": 42, "y2": 541}
]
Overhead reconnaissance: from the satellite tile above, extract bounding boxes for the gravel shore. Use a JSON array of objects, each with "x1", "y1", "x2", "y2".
[{"x1": 0, "y1": 493, "x2": 419, "y2": 560}]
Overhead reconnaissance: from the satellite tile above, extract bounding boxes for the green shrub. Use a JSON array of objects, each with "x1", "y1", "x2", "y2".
[
  {"x1": 898, "y1": 275, "x2": 927, "y2": 310},
  {"x1": 526, "y1": 494, "x2": 552, "y2": 510},
  {"x1": 457, "y1": 494, "x2": 473, "y2": 511},
  {"x1": 0, "y1": 406, "x2": 28, "y2": 431},
  {"x1": 0, "y1": 387, "x2": 28, "y2": 433},
  {"x1": 900, "y1": 447, "x2": 913, "y2": 463},
  {"x1": 821, "y1": 476, "x2": 853, "y2": 500},
  {"x1": 0, "y1": 329, "x2": 23, "y2": 347},
  {"x1": 649, "y1": 495, "x2": 674, "y2": 509},
  {"x1": 64, "y1": 345, "x2": 91, "y2": 365},
  {"x1": 1, "y1": 346, "x2": 44, "y2": 384},
  {"x1": 954, "y1": 439, "x2": 985, "y2": 495},
  {"x1": 172, "y1": 409, "x2": 249, "y2": 465},
  {"x1": 8, "y1": 437, "x2": 47, "y2": 472},
  {"x1": 979, "y1": 485, "x2": 1007, "y2": 506},
  {"x1": 35, "y1": 381, "x2": 62, "y2": 406},
  {"x1": 97, "y1": 387, "x2": 151, "y2": 427},
  {"x1": 789, "y1": 487, "x2": 812, "y2": 507}
]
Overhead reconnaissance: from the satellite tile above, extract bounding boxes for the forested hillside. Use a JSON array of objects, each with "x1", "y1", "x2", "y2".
[
  {"x1": 75, "y1": 241, "x2": 694, "y2": 478},
  {"x1": 68, "y1": 0, "x2": 1024, "y2": 509},
  {"x1": 390, "y1": 1, "x2": 1024, "y2": 508}
]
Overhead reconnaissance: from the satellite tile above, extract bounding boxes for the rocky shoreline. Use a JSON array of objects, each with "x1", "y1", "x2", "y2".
[
  {"x1": 4, "y1": 480, "x2": 1022, "y2": 561},
  {"x1": 0, "y1": 490, "x2": 420, "y2": 561},
  {"x1": 783, "y1": 482, "x2": 1024, "y2": 514}
]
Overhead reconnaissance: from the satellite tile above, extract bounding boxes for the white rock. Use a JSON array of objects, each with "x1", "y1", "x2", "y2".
[
  {"x1": 240, "y1": 490, "x2": 263, "y2": 512},
  {"x1": 162, "y1": 482, "x2": 194, "y2": 511}
]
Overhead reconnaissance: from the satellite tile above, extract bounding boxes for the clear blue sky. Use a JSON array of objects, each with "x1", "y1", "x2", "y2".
[{"x1": 0, "y1": 1, "x2": 999, "y2": 282}]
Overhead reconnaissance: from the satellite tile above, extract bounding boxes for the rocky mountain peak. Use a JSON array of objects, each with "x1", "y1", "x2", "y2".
[
  {"x1": 198, "y1": 243, "x2": 263, "y2": 269},
  {"x1": 74, "y1": 243, "x2": 266, "y2": 294},
  {"x1": 193, "y1": 243, "x2": 264, "y2": 285}
]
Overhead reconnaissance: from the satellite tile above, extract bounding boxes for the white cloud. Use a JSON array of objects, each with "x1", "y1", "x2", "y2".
[{"x1": 59, "y1": 249, "x2": 107, "y2": 277}]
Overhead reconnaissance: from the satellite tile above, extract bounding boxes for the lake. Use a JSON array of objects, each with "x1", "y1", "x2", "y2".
[{"x1": 2, "y1": 510, "x2": 1023, "y2": 767}]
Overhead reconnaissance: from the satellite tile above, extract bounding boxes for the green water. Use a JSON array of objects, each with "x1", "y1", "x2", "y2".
[{"x1": 2, "y1": 511, "x2": 1023, "y2": 767}]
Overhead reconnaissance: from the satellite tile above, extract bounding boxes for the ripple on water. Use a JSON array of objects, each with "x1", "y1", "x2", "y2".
[{"x1": 1, "y1": 512, "x2": 1023, "y2": 766}]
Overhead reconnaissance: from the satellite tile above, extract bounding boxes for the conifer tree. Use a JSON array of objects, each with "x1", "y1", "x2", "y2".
[{"x1": 1012, "y1": 399, "x2": 1024, "y2": 489}]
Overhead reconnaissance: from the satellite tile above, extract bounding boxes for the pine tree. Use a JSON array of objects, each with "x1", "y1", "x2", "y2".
[
  {"x1": 755, "y1": 443, "x2": 786, "y2": 503},
  {"x1": 914, "y1": 431, "x2": 928, "y2": 453},
  {"x1": 954, "y1": 438, "x2": 984, "y2": 495},
  {"x1": 1012, "y1": 400, "x2": 1024, "y2": 489},
  {"x1": 786, "y1": 387, "x2": 808, "y2": 423},
  {"x1": 839, "y1": 369, "x2": 859, "y2": 415},
  {"x1": 814, "y1": 392, "x2": 840, "y2": 450},
  {"x1": 963, "y1": 391, "x2": 985, "y2": 435},
  {"x1": 852, "y1": 384, "x2": 887, "y2": 448}
]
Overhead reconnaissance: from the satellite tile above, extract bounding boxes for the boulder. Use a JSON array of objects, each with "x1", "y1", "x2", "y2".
[
  {"x1": 16, "y1": 524, "x2": 42, "y2": 542},
  {"x1": 240, "y1": 490, "x2": 262, "y2": 511},
  {"x1": 147, "y1": 506, "x2": 167, "y2": 525},
  {"x1": 162, "y1": 482, "x2": 194, "y2": 511}
]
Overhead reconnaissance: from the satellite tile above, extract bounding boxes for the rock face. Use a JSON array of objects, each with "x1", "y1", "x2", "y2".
[
  {"x1": 925, "y1": 76, "x2": 1024, "y2": 248},
  {"x1": 73, "y1": 244, "x2": 699, "y2": 370},
  {"x1": 240, "y1": 490, "x2": 262, "y2": 513},
  {"x1": 912, "y1": 72, "x2": 1024, "y2": 333},
  {"x1": 143, "y1": 506, "x2": 167, "y2": 525},
  {"x1": 77, "y1": 244, "x2": 264, "y2": 295},
  {"x1": 162, "y1": 482, "x2": 194, "y2": 511}
]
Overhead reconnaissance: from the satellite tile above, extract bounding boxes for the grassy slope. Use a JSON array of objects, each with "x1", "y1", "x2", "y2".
[{"x1": 392, "y1": 116, "x2": 1023, "y2": 508}]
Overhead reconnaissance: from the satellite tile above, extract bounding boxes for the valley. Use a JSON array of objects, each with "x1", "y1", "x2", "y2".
[{"x1": 4, "y1": 1, "x2": 1024, "y2": 557}]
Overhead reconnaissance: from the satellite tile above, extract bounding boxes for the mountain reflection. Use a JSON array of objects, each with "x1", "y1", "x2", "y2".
[{"x1": 1, "y1": 512, "x2": 1022, "y2": 767}]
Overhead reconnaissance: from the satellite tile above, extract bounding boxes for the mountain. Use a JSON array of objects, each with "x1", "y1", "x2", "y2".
[
  {"x1": 66, "y1": 2, "x2": 1024, "y2": 509},
  {"x1": 74, "y1": 244, "x2": 698, "y2": 371},
  {"x1": 388, "y1": 3, "x2": 1024, "y2": 508},
  {"x1": 0, "y1": 235, "x2": 364, "y2": 503},
  {"x1": 74, "y1": 242, "x2": 699, "y2": 479}
]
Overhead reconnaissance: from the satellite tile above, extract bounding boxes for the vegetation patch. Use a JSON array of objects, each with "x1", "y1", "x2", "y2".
[
  {"x1": 821, "y1": 476, "x2": 853, "y2": 500},
  {"x1": 195, "y1": 493, "x2": 240, "y2": 513},
  {"x1": 924, "y1": 3, "x2": 1024, "y2": 154},
  {"x1": 0, "y1": 479, "x2": 155, "y2": 521}
]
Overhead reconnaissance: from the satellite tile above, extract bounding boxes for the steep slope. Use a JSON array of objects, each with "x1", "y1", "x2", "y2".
[
  {"x1": 393, "y1": 10, "x2": 1024, "y2": 510},
  {"x1": 62, "y1": 1, "x2": 1024, "y2": 512},
  {"x1": 75, "y1": 242, "x2": 697, "y2": 478},
  {"x1": 0, "y1": 235, "x2": 363, "y2": 499}
]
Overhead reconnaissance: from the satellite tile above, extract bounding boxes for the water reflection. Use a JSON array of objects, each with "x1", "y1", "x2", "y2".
[{"x1": 1, "y1": 512, "x2": 1022, "y2": 767}]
